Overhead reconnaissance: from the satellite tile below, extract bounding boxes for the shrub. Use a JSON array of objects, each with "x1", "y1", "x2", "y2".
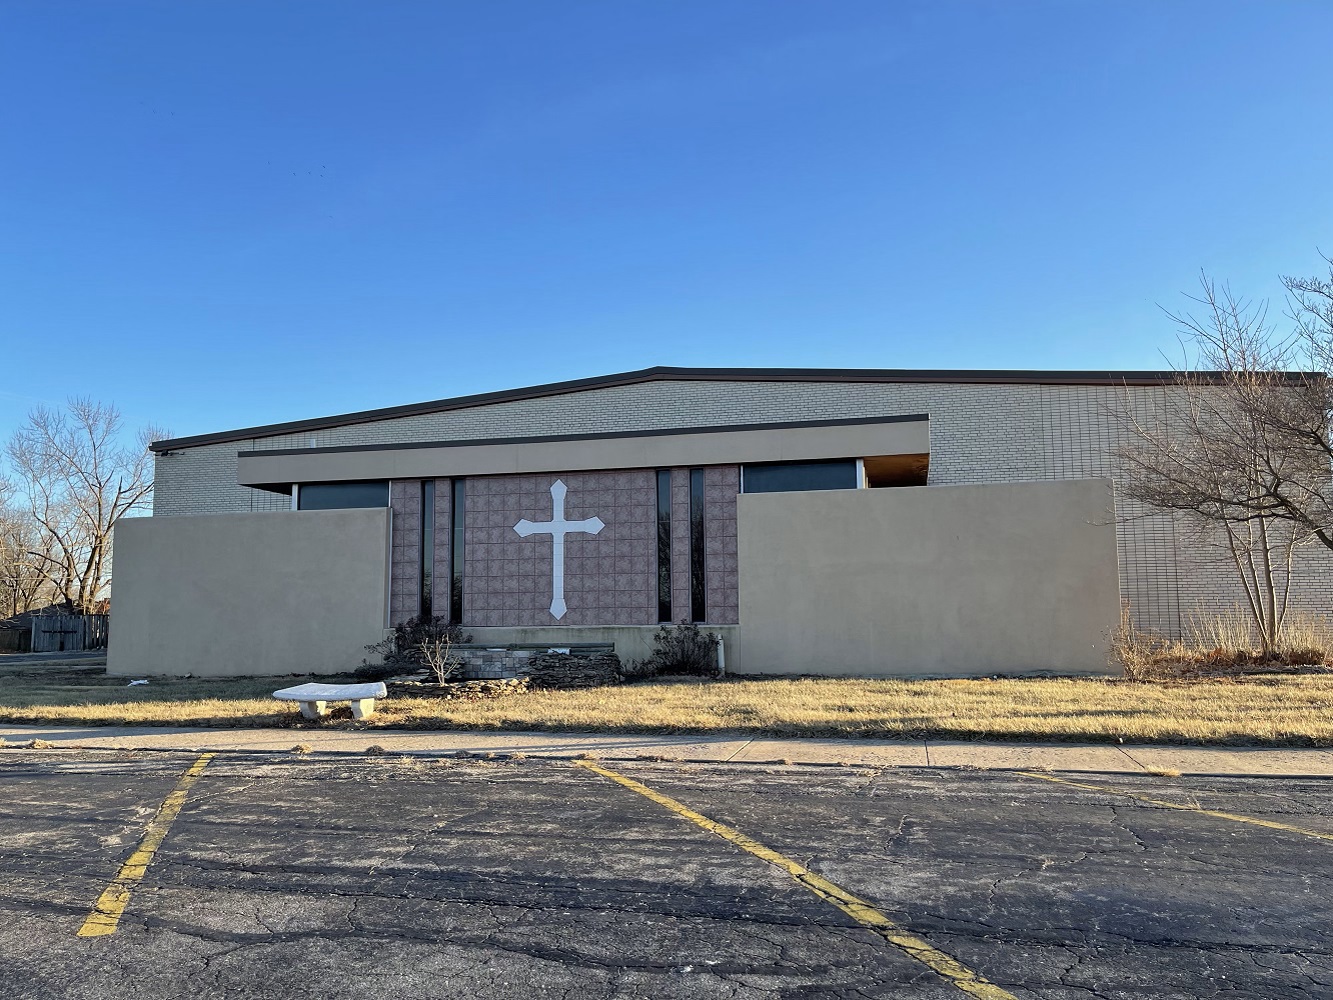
[
  {"x1": 640, "y1": 621, "x2": 721, "y2": 678},
  {"x1": 353, "y1": 661, "x2": 399, "y2": 682},
  {"x1": 360, "y1": 614, "x2": 473, "y2": 679},
  {"x1": 1111, "y1": 604, "x2": 1333, "y2": 680}
]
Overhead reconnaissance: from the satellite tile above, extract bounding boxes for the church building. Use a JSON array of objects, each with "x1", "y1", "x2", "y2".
[{"x1": 109, "y1": 366, "x2": 1311, "y2": 678}]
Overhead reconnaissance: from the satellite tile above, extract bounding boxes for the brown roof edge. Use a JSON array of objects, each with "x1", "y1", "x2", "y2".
[{"x1": 149, "y1": 364, "x2": 1319, "y2": 453}]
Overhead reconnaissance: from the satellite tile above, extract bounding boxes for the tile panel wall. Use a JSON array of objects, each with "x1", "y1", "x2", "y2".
[{"x1": 461, "y1": 471, "x2": 658, "y2": 627}]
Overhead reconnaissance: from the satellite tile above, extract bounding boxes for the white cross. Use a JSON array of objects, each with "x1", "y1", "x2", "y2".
[{"x1": 513, "y1": 479, "x2": 605, "y2": 620}]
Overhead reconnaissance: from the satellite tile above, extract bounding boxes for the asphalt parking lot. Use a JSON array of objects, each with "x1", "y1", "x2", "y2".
[{"x1": 0, "y1": 751, "x2": 1329, "y2": 999}]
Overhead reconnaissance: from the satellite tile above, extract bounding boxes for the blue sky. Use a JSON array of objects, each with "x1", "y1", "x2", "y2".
[{"x1": 3, "y1": 1, "x2": 1331, "y2": 441}]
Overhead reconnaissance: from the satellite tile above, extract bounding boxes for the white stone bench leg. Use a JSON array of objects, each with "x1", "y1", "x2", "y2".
[
  {"x1": 350, "y1": 698, "x2": 376, "y2": 720},
  {"x1": 299, "y1": 700, "x2": 328, "y2": 720}
]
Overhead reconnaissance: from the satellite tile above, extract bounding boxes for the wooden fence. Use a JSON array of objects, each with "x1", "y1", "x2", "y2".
[
  {"x1": 29, "y1": 614, "x2": 110, "y2": 653},
  {"x1": 0, "y1": 629, "x2": 30, "y2": 654}
]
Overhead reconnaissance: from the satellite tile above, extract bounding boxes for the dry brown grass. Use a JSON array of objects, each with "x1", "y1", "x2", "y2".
[
  {"x1": 1113, "y1": 607, "x2": 1333, "y2": 680},
  {"x1": 1, "y1": 666, "x2": 1332, "y2": 746}
]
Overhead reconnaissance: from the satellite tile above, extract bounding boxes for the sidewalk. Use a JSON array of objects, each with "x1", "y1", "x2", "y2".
[{"x1": 3, "y1": 722, "x2": 1332, "y2": 776}]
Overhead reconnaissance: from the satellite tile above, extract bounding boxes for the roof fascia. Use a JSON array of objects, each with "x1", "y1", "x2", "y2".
[{"x1": 150, "y1": 365, "x2": 1318, "y2": 453}]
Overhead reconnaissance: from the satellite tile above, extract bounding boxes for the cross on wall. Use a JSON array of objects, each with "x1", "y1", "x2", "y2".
[{"x1": 513, "y1": 479, "x2": 605, "y2": 620}]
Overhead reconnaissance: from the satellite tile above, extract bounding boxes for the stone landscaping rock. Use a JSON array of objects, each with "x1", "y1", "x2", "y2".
[
  {"x1": 388, "y1": 677, "x2": 529, "y2": 701},
  {"x1": 525, "y1": 652, "x2": 622, "y2": 690}
]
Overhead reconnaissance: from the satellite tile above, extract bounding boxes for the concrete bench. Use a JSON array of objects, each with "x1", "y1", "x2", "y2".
[{"x1": 273, "y1": 682, "x2": 387, "y2": 720}]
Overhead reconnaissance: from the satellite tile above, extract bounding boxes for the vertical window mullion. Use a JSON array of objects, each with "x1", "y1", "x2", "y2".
[{"x1": 689, "y1": 468, "x2": 706, "y2": 623}]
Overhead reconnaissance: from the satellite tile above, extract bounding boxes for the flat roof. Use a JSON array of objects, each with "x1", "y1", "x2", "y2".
[{"x1": 149, "y1": 364, "x2": 1269, "y2": 453}]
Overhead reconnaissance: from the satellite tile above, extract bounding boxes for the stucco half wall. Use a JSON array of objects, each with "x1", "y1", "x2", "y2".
[
  {"x1": 736, "y1": 480, "x2": 1119, "y2": 677},
  {"x1": 108, "y1": 508, "x2": 390, "y2": 677}
]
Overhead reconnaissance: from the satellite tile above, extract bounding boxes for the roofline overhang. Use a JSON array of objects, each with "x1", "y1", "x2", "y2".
[
  {"x1": 150, "y1": 364, "x2": 1321, "y2": 453},
  {"x1": 234, "y1": 412, "x2": 932, "y2": 492}
]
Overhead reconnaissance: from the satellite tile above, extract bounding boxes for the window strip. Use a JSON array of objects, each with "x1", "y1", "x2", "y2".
[
  {"x1": 689, "y1": 468, "x2": 706, "y2": 623},
  {"x1": 420, "y1": 480, "x2": 435, "y2": 619},
  {"x1": 450, "y1": 479, "x2": 465, "y2": 624},
  {"x1": 656, "y1": 470, "x2": 672, "y2": 622}
]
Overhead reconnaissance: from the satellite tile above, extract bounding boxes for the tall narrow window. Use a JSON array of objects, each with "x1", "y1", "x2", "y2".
[
  {"x1": 419, "y1": 480, "x2": 435, "y2": 619},
  {"x1": 656, "y1": 470, "x2": 672, "y2": 622},
  {"x1": 689, "y1": 468, "x2": 706, "y2": 623},
  {"x1": 450, "y1": 479, "x2": 465, "y2": 624}
]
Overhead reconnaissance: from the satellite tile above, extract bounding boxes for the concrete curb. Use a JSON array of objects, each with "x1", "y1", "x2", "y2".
[
  {"x1": 3, "y1": 723, "x2": 1333, "y2": 778},
  {"x1": 6, "y1": 744, "x2": 1333, "y2": 782}
]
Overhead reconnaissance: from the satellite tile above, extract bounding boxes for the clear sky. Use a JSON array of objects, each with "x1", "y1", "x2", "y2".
[{"x1": 3, "y1": 1, "x2": 1331, "y2": 442}]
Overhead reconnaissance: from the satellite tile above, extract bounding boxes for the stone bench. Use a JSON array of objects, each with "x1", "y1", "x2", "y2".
[{"x1": 273, "y1": 682, "x2": 387, "y2": 720}]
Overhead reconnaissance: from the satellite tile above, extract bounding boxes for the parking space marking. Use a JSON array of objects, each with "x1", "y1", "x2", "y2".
[
  {"x1": 77, "y1": 752, "x2": 216, "y2": 938},
  {"x1": 1018, "y1": 771, "x2": 1333, "y2": 843},
  {"x1": 575, "y1": 760, "x2": 1017, "y2": 1000}
]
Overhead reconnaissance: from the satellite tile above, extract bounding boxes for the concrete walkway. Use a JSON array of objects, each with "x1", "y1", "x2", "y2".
[{"x1": 2, "y1": 722, "x2": 1331, "y2": 776}]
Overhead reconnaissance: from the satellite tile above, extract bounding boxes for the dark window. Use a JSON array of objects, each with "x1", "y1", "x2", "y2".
[
  {"x1": 740, "y1": 459, "x2": 857, "y2": 494},
  {"x1": 420, "y1": 480, "x2": 435, "y2": 619},
  {"x1": 656, "y1": 470, "x2": 672, "y2": 623},
  {"x1": 689, "y1": 468, "x2": 706, "y2": 623},
  {"x1": 296, "y1": 480, "x2": 389, "y2": 510},
  {"x1": 450, "y1": 479, "x2": 465, "y2": 624}
]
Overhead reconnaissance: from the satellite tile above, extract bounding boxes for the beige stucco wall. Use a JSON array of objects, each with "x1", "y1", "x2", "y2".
[
  {"x1": 736, "y1": 480, "x2": 1119, "y2": 677},
  {"x1": 108, "y1": 508, "x2": 391, "y2": 677}
]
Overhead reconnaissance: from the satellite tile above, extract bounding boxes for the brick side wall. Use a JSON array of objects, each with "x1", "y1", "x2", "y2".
[
  {"x1": 461, "y1": 471, "x2": 657, "y2": 627},
  {"x1": 152, "y1": 378, "x2": 1333, "y2": 636}
]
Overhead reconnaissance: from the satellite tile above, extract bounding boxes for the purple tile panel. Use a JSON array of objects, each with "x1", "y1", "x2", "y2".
[
  {"x1": 432, "y1": 478, "x2": 452, "y2": 622},
  {"x1": 462, "y1": 470, "x2": 657, "y2": 627},
  {"x1": 389, "y1": 480, "x2": 422, "y2": 625},
  {"x1": 703, "y1": 465, "x2": 740, "y2": 624},
  {"x1": 669, "y1": 467, "x2": 691, "y2": 622}
]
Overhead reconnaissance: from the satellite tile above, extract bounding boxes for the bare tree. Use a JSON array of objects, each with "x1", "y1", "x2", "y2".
[
  {"x1": 5, "y1": 399, "x2": 162, "y2": 614},
  {"x1": 1115, "y1": 269, "x2": 1333, "y2": 654},
  {"x1": 0, "y1": 502, "x2": 59, "y2": 619}
]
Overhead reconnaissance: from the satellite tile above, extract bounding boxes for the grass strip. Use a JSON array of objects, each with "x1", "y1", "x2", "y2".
[{"x1": 0, "y1": 669, "x2": 1331, "y2": 746}]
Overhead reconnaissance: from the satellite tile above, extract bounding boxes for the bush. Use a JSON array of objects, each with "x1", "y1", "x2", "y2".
[
  {"x1": 1111, "y1": 605, "x2": 1333, "y2": 680},
  {"x1": 353, "y1": 661, "x2": 400, "y2": 682},
  {"x1": 639, "y1": 621, "x2": 721, "y2": 678},
  {"x1": 360, "y1": 614, "x2": 473, "y2": 679}
]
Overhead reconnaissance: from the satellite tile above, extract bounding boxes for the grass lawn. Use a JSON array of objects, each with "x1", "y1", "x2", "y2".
[{"x1": 1, "y1": 666, "x2": 1331, "y2": 745}]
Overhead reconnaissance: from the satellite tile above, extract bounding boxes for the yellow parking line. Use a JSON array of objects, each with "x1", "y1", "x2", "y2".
[
  {"x1": 575, "y1": 760, "x2": 1016, "y2": 1000},
  {"x1": 1018, "y1": 771, "x2": 1333, "y2": 844},
  {"x1": 77, "y1": 752, "x2": 216, "y2": 938}
]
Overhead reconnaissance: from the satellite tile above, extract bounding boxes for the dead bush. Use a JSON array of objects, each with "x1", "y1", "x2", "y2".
[
  {"x1": 1112, "y1": 604, "x2": 1333, "y2": 679},
  {"x1": 638, "y1": 621, "x2": 721, "y2": 678}
]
